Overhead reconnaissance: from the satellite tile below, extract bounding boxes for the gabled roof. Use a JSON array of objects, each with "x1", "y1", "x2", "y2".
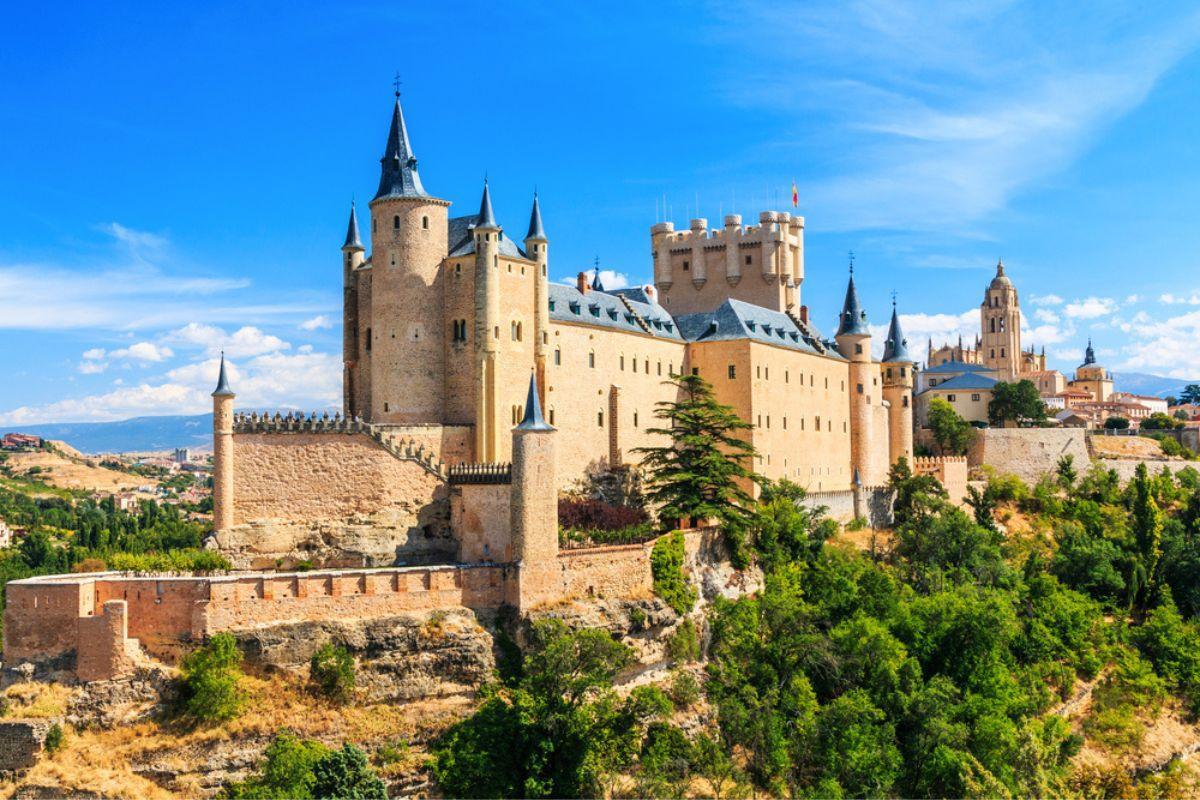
[
  {"x1": 923, "y1": 360, "x2": 994, "y2": 375},
  {"x1": 548, "y1": 284, "x2": 681, "y2": 340},
  {"x1": 924, "y1": 372, "x2": 999, "y2": 391},
  {"x1": 676, "y1": 298, "x2": 842, "y2": 358},
  {"x1": 374, "y1": 97, "x2": 430, "y2": 201},
  {"x1": 447, "y1": 215, "x2": 527, "y2": 259}
]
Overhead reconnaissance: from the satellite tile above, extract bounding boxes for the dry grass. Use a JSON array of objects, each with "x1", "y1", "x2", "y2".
[
  {"x1": 1091, "y1": 435, "x2": 1176, "y2": 460},
  {"x1": 4, "y1": 446, "x2": 157, "y2": 493},
  {"x1": 1, "y1": 682, "x2": 73, "y2": 719},
  {"x1": 1, "y1": 671, "x2": 474, "y2": 799}
]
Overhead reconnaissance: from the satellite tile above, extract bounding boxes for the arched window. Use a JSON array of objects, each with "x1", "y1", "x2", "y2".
[
  {"x1": 990, "y1": 318, "x2": 996, "y2": 333},
  {"x1": 554, "y1": 349, "x2": 561, "y2": 365},
  {"x1": 393, "y1": 215, "x2": 400, "y2": 230},
  {"x1": 597, "y1": 411, "x2": 604, "y2": 427},
  {"x1": 516, "y1": 322, "x2": 523, "y2": 341}
]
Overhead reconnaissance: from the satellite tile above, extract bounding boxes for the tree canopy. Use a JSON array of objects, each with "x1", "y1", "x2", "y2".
[{"x1": 988, "y1": 379, "x2": 1047, "y2": 427}]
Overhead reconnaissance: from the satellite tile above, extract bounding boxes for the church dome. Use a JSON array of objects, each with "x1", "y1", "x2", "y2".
[{"x1": 989, "y1": 258, "x2": 1012, "y2": 288}]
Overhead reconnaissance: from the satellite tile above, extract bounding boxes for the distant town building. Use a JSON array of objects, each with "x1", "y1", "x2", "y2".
[
  {"x1": 1169, "y1": 403, "x2": 1200, "y2": 422},
  {"x1": 916, "y1": 361, "x2": 999, "y2": 425},
  {"x1": 1, "y1": 433, "x2": 43, "y2": 450},
  {"x1": 173, "y1": 448, "x2": 192, "y2": 465}
]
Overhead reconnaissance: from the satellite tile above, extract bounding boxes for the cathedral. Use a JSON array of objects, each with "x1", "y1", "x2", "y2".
[{"x1": 340, "y1": 93, "x2": 914, "y2": 492}]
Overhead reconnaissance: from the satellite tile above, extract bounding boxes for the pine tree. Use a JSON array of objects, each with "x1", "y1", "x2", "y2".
[
  {"x1": 1131, "y1": 462, "x2": 1164, "y2": 611},
  {"x1": 635, "y1": 373, "x2": 760, "y2": 531}
]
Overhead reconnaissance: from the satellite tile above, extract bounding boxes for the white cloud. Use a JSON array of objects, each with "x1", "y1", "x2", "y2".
[
  {"x1": 1117, "y1": 308, "x2": 1200, "y2": 378},
  {"x1": 299, "y1": 315, "x2": 333, "y2": 331},
  {"x1": 1032, "y1": 294, "x2": 1064, "y2": 307},
  {"x1": 165, "y1": 323, "x2": 290, "y2": 358},
  {"x1": 99, "y1": 222, "x2": 167, "y2": 251},
  {"x1": 77, "y1": 361, "x2": 108, "y2": 375},
  {"x1": 1124, "y1": 294, "x2": 1140, "y2": 305},
  {"x1": 1034, "y1": 308, "x2": 1060, "y2": 324},
  {"x1": 108, "y1": 341, "x2": 174, "y2": 363},
  {"x1": 1063, "y1": 296, "x2": 1117, "y2": 320},
  {"x1": 82, "y1": 348, "x2": 106, "y2": 360},
  {"x1": 869, "y1": 308, "x2": 976, "y2": 358},
  {"x1": 1159, "y1": 292, "x2": 1200, "y2": 305}
]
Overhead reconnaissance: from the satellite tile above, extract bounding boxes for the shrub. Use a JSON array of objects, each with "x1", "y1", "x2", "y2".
[
  {"x1": 651, "y1": 531, "x2": 696, "y2": 615},
  {"x1": 43, "y1": 723, "x2": 64, "y2": 754},
  {"x1": 668, "y1": 670, "x2": 700, "y2": 709},
  {"x1": 666, "y1": 618, "x2": 700, "y2": 663},
  {"x1": 311, "y1": 743, "x2": 387, "y2": 799},
  {"x1": 180, "y1": 633, "x2": 245, "y2": 722},
  {"x1": 309, "y1": 642, "x2": 356, "y2": 704},
  {"x1": 558, "y1": 497, "x2": 647, "y2": 532},
  {"x1": 225, "y1": 729, "x2": 329, "y2": 799},
  {"x1": 628, "y1": 606, "x2": 648, "y2": 631}
]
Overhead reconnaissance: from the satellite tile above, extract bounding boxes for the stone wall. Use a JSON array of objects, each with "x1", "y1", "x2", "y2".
[
  {"x1": 76, "y1": 600, "x2": 136, "y2": 683},
  {"x1": 556, "y1": 543, "x2": 654, "y2": 603},
  {"x1": 0, "y1": 719, "x2": 54, "y2": 773},
  {"x1": 807, "y1": 486, "x2": 893, "y2": 527},
  {"x1": 967, "y1": 428, "x2": 1090, "y2": 484},
  {"x1": 217, "y1": 430, "x2": 452, "y2": 568},
  {"x1": 451, "y1": 483, "x2": 512, "y2": 563},
  {"x1": 913, "y1": 456, "x2": 969, "y2": 506}
]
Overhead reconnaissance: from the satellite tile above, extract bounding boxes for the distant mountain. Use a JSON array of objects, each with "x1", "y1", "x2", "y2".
[
  {"x1": 1112, "y1": 372, "x2": 1199, "y2": 399},
  {"x1": 7, "y1": 414, "x2": 214, "y2": 454}
]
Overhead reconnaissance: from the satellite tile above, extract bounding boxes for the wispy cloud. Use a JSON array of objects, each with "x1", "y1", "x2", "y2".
[
  {"x1": 299, "y1": 315, "x2": 333, "y2": 331},
  {"x1": 710, "y1": 1, "x2": 1200, "y2": 232}
]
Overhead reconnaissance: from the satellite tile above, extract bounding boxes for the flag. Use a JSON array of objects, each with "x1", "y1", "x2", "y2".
[{"x1": 791, "y1": 180, "x2": 798, "y2": 208}]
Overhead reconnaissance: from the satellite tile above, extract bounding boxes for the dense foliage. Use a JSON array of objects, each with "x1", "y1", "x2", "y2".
[
  {"x1": 650, "y1": 530, "x2": 697, "y2": 615},
  {"x1": 224, "y1": 731, "x2": 386, "y2": 799},
  {"x1": 926, "y1": 397, "x2": 973, "y2": 455},
  {"x1": 309, "y1": 642, "x2": 356, "y2": 704},
  {"x1": 988, "y1": 379, "x2": 1048, "y2": 426},
  {"x1": 180, "y1": 633, "x2": 246, "y2": 722}
]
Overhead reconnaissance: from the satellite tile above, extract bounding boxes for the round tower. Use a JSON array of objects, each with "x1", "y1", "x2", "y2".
[
  {"x1": 473, "y1": 180, "x2": 502, "y2": 462},
  {"x1": 524, "y1": 193, "x2": 550, "y2": 402},
  {"x1": 980, "y1": 258, "x2": 1021, "y2": 380},
  {"x1": 211, "y1": 354, "x2": 235, "y2": 532},
  {"x1": 835, "y1": 267, "x2": 874, "y2": 487},
  {"x1": 367, "y1": 93, "x2": 451, "y2": 423},
  {"x1": 509, "y1": 373, "x2": 558, "y2": 612},
  {"x1": 341, "y1": 202, "x2": 366, "y2": 418},
  {"x1": 881, "y1": 299, "x2": 915, "y2": 466}
]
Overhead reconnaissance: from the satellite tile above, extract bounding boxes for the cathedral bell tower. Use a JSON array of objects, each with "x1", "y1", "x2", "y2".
[{"x1": 980, "y1": 259, "x2": 1021, "y2": 380}]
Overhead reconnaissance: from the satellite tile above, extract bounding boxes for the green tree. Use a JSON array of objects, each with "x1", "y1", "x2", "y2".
[
  {"x1": 1180, "y1": 384, "x2": 1200, "y2": 405},
  {"x1": 1142, "y1": 412, "x2": 1183, "y2": 431},
  {"x1": 1104, "y1": 416, "x2": 1130, "y2": 431},
  {"x1": 888, "y1": 457, "x2": 947, "y2": 528},
  {"x1": 650, "y1": 531, "x2": 697, "y2": 615},
  {"x1": 988, "y1": 379, "x2": 1047, "y2": 427},
  {"x1": 309, "y1": 642, "x2": 356, "y2": 704},
  {"x1": 926, "y1": 398, "x2": 973, "y2": 455},
  {"x1": 635, "y1": 373, "x2": 759, "y2": 531},
  {"x1": 815, "y1": 689, "x2": 903, "y2": 798},
  {"x1": 225, "y1": 730, "x2": 330, "y2": 799},
  {"x1": 1056, "y1": 455, "x2": 1078, "y2": 489},
  {"x1": 180, "y1": 632, "x2": 246, "y2": 723},
  {"x1": 311, "y1": 744, "x2": 387, "y2": 799},
  {"x1": 1130, "y1": 462, "x2": 1164, "y2": 611}
]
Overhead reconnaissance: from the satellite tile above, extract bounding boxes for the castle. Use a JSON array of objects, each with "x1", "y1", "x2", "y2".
[
  {"x1": 2, "y1": 92, "x2": 929, "y2": 682},
  {"x1": 336, "y1": 92, "x2": 914, "y2": 493}
]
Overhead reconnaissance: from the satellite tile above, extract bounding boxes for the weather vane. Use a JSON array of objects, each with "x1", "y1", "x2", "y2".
[
  {"x1": 393, "y1": 72, "x2": 402, "y2": 97},
  {"x1": 848, "y1": 250, "x2": 856, "y2": 274},
  {"x1": 891, "y1": 289, "x2": 898, "y2": 307}
]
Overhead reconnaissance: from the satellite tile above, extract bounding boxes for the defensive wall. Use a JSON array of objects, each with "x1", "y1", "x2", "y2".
[
  {"x1": 912, "y1": 456, "x2": 969, "y2": 506},
  {"x1": 965, "y1": 428, "x2": 1091, "y2": 484}
]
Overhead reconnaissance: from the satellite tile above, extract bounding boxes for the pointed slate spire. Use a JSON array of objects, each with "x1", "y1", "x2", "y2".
[
  {"x1": 591, "y1": 266, "x2": 605, "y2": 293},
  {"x1": 1083, "y1": 338, "x2": 1096, "y2": 365},
  {"x1": 374, "y1": 96, "x2": 429, "y2": 200},
  {"x1": 515, "y1": 372, "x2": 553, "y2": 431},
  {"x1": 882, "y1": 301, "x2": 912, "y2": 363},
  {"x1": 211, "y1": 352, "x2": 235, "y2": 398},
  {"x1": 525, "y1": 192, "x2": 546, "y2": 242},
  {"x1": 836, "y1": 269, "x2": 869, "y2": 337},
  {"x1": 342, "y1": 202, "x2": 363, "y2": 250},
  {"x1": 476, "y1": 179, "x2": 499, "y2": 230}
]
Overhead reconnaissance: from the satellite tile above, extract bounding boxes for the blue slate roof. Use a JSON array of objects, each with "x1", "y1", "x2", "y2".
[
  {"x1": 515, "y1": 372, "x2": 553, "y2": 431},
  {"x1": 836, "y1": 274, "x2": 870, "y2": 336},
  {"x1": 676, "y1": 298, "x2": 842, "y2": 357},
  {"x1": 212, "y1": 353, "x2": 234, "y2": 397},
  {"x1": 548, "y1": 284, "x2": 682, "y2": 340},
  {"x1": 525, "y1": 194, "x2": 546, "y2": 241},
  {"x1": 924, "y1": 372, "x2": 999, "y2": 391},
  {"x1": 342, "y1": 203, "x2": 363, "y2": 250},
  {"x1": 476, "y1": 181, "x2": 498, "y2": 229},
  {"x1": 923, "y1": 360, "x2": 993, "y2": 375},
  {"x1": 374, "y1": 98, "x2": 430, "y2": 201},
  {"x1": 448, "y1": 215, "x2": 528, "y2": 259},
  {"x1": 882, "y1": 306, "x2": 911, "y2": 362}
]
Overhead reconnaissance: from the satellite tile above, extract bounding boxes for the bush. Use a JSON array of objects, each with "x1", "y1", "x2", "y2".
[
  {"x1": 311, "y1": 743, "x2": 387, "y2": 799},
  {"x1": 651, "y1": 531, "x2": 696, "y2": 615},
  {"x1": 558, "y1": 497, "x2": 647, "y2": 532},
  {"x1": 225, "y1": 731, "x2": 385, "y2": 799},
  {"x1": 43, "y1": 723, "x2": 64, "y2": 754},
  {"x1": 666, "y1": 618, "x2": 700, "y2": 663},
  {"x1": 668, "y1": 670, "x2": 700, "y2": 709},
  {"x1": 309, "y1": 642, "x2": 356, "y2": 704},
  {"x1": 180, "y1": 633, "x2": 245, "y2": 722}
]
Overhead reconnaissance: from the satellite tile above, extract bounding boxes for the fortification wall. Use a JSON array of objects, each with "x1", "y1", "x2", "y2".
[
  {"x1": 1098, "y1": 458, "x2": 1191, "y2": 484},
  {"x1": 808, "y1": 486, "x2": 893, "y2": 527},
  {"x1": 2, "y1": 579, "x2": 93, "y2": 663},
  {"x1": 556, "y1": 543, "x2": 654, "y2": 602},
  {"x1": 967, "y1": 428, "x2": 1090, "y2": 484},
  {"x1": 451, "y1": 481, "x2": 513, "y2": 563},
  {"x1": 913, "y1": 456, "x2": 969, "y2": 506}
]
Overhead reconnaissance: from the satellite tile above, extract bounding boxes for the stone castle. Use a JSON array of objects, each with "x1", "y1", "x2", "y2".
[{"x1": 3, "y1": 92, "x2": 931, "y2": 683}]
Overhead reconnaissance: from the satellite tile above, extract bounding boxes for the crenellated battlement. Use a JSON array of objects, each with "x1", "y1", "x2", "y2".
[
  {"x1": 232, "y1": 411, "x2": 447, "y2": 479},
  {"x1": 912, "y1": 455, "x2": 968, "y2": 468},
  {"x1": 651, "y1": 211, "x2": 805, "y2": 250},
  {"x1": 448, "y1": 462, "x2": 512, "y2": 485}
]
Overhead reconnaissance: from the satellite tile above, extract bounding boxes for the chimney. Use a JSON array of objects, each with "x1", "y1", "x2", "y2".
[
  {"x1": 577, "y1": 271, "x2": 590, "y2": 295},
  {"x1": 643, "y1": 284, "x2": 658, "y2": 303},
  {"x1": 799, "y1": 305, "x2": 809, "y2": 325}
]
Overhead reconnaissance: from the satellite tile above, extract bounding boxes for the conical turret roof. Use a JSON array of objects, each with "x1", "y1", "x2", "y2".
[
  {"x1": 515, "y1": 372, "x2": 553, "y2": 431},
  {"x1": 374, "y1": 96, "x2": 429, "y2": 200},
  {"x1": 211, "y1": 352, "x2": 235, "y2": 398},
  {"x1": 475, "y1": 180, "x2": 499, "y2": 230},
  {"x1": 343, "y1": 203, "x2": 363, "y2": 250},
  {"x1": 836, "y1": 272, "x2": 870, "y2": 337},
  {"x1": 525, "y1": 193, "x2": 546, "y2": 241},
  {"x1": 882, "y1": 303, "x2": 912, "y2": 362}
]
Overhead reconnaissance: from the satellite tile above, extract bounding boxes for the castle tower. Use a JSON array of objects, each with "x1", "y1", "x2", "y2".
[
  {"x1": 980, "y1": 258, "x2": 1021, "y2": 380},
  {"x1": 524, "y1": 193, "x2": 550, "y2": 403},
  {"x1": 367, "y1": 93, "x2": 452, "y2": 423},
  {"x1": 211, "y1": 354, "x2": 235, "y2": 532},
  {"x1": 473, "y1": 180, "x2": 503, "y2": 462},
  {"x1": 509, "y1": 372, "x2": 558, "y2": 612},
  {"x1": 341, "y1": 202, "x2": 366, "y2": 418},
  {"x1": 835, "y1": 267, "x2": 875, "y2": 488},
  {"x1": 881, "y1": 300, "x2": 915, "y2": 465}
]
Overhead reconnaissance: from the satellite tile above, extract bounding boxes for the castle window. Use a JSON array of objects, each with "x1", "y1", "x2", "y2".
[
  {"x1": 815, "y1": 415, "x2": 821, "y2": 430},
  {"x1": 757, "y1": 415, "x2": 762, "y2": 427},
  {"x1": 455, "y1": 263, "x2": 462, "y2": 275},
  {"x1": 494, "y1": 326, "x2": 500, "y2": 339},
  {"x1": 843, "y1": 421, "x2": 847, "y2": 432},
  {"x1": 887, "y1": 368, "x2": 893, "y2": 379},
  {"x1": 365, "y1": 327, "x2": 372, "y2": 352},
  {"x1": 644, "y1": 359, "x2": 649, "y2": 373},
  {"x1": 393, "y1": 215, "x2": 400, "y2": 230},
  {"x1": 728, "y1": 365, "x2": 736, "y2": 379},
  {"x1": 508, "y1": 263, "x2": 512, "y2": 273},
  {"x1": 766, "y1": 416, "x2": 770, "y2": 429},
  {"x1": 947, "y1": 394, "x2": 957, "y2": 402},
  {"x1": 990, "y1": 318, "x2": 996, "y2": 333},
  {"x1": 634, "y1": 412, "x2": 639, "y2": 427},
  {"x1": 620, "y1": 355, "x2": 625, "y2": 370},
  {"x1": 990, "y1": 349, "x2": 995, "y2": 358},
  {"x1": 783, "y1": 416, "x2": 787, "y2": 429},
  {"x1": 692, "y1": 367, "x2": 699, "y2": 376},
  {"x1": 855, "y1": 344, "x2": 863, "y2": 355},
  {"x1": 857, "y1": 383, "x2": 863, "y2": 394},
  {"x1": 373, "y1": 219, "x2": 377, "y2": 233},
  {"x1": 903, "y1": 396, "x2": 909, "y2": 407},
  {"x1": 554, "y1": 349, "x2": 561, "y2": 365},
  {"x1": 785, "y1": 370, "x2": 790, "y2": 383},
  {"x1": 972, "y1": 393, "x2": 981, "y2": 402},
  {"x1": 745, "y1": 255, "x2": 752, "y2": 265},
  {"x1": 828, "y1": 420, "x2": 832, "y2": 431},
  {"x1": 597, "y1": 411, "x2": 604, "y2": 427},
  {"x1": 549, "y1": 408, "x2": 555, "y2": 425},
  {"x1": 384, "y1": 402, "x2": 389, "y2": 412},
  {"x1": 765, "y1": 367, "x2": 769, "y2": 380},
  {"x1": 589, "y1": 352, "x2": 595, "y2": 368},
  {"x1": 801, "y1": 418, "x2": 805, "y2": 430},
  {"x1": 657, "y1": 361, "x2": 662, "y2": 376},
  {"x1": 1000, "y1": 348, "x2": 1005, "y2": 358},
  {"x1": 422, "y1": 216, "x2": 429, "y2": 230},
  {"x1": 900, "y1": 367, "x2": 907, "y2": 378},
  {"x1": 756, "y1": 366, "x2": 761, "y2": 379},
  {"x1": 682, "y1": 260, "x2": 690, "y2": 271}
]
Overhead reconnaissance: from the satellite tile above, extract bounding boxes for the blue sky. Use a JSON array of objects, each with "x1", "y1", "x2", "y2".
[{"x1": 2, "y1": 1, "x2": 1200, "y2": 423}]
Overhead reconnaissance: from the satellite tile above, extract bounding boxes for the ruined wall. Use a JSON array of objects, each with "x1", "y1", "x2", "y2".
[
  {"x1": 967, "y1": 428, "x2": 1090, "y2": 484},
  {"x1": 2, "y1": 579, "x2": 93, "y2": 663},
  {"x1": 0, "y1": 719, "x2": 54, "y2": 772}
]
